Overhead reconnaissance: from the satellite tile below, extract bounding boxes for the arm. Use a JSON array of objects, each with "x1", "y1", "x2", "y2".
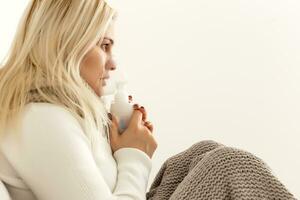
[{"x1": 3, "y1": 103, "x2": 151, "y2": 200}]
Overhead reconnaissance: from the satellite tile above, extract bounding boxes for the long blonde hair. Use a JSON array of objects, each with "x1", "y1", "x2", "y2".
[{"x1": 0, "y1": 0, "x2": 116, "y2": 141}]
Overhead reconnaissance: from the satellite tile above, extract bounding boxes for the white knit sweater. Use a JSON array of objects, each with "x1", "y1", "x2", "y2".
[{"x1": 0, "y1": 103, "x2": 152, "y2": 200}]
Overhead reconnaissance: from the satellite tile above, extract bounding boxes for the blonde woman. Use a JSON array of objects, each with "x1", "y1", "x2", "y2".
[
  {"x1": 0, "y1": 0, "x2": 157, "y2": 199},
  {"x1": 0, "y1": 1, "x2": 297, "y2": 200}
]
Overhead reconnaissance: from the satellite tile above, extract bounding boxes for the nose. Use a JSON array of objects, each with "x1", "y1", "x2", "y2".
[{"x1": 106, "y1": 59, "x2": 116, "y2": 71}]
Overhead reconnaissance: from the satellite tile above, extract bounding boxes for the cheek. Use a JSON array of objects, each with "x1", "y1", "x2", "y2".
[{"x1": 80, "y1": 49, "x2": 106, "y2": 83}]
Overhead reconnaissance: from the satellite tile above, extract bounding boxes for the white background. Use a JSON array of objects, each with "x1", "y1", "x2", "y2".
[{"x1": 1, "y1": 0, "x2": 299, "y2": 197}]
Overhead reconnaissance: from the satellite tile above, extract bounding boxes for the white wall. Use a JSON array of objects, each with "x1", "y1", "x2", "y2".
[{"x1": 1, "y1": 0, "x2": 299, "y2": 197}]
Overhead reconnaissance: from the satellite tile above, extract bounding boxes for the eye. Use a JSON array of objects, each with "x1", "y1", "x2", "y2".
[{"x1": 101, "y1": 43, "x2": 110, "y2": 52}]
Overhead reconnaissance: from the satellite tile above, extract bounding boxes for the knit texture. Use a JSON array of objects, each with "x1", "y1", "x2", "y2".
[
  {"x1": 26, "y1": 80, "x2": 98, "y2": 106},
  {"x1": 146, "y1": 140, "x2": 297, "y2": 200},
  {"x1": 27, "y1": 87, "x2": 58, "y2": 103}
]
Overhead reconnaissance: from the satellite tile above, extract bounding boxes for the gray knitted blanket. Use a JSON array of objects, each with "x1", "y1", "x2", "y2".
[{"x1": 146, "y1": 140, "x2": 297, "y2": 200}]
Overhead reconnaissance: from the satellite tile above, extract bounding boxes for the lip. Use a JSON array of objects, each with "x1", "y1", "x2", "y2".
[
  {"x1": 100, "y1": 76, "x2": 109, "y2": 86},
  {"x1": 101, "y1": 76, "x2": 109, "y2": 86}
]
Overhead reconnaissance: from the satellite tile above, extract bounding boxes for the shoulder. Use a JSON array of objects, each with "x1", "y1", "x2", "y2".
[
  {"x1": 24, "y1": 102, "x2": 76, "y2": 118},
  {"x1": 22, "y1": 102, "x2": 81, "y2": 128},
  {"x1": 17, "y1": 103, "x2": 86, "y2": 140}
]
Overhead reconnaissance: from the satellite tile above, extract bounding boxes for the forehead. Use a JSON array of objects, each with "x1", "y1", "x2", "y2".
[{"x1": 104, "y1": 22, "x2": 115, "y2": 39}]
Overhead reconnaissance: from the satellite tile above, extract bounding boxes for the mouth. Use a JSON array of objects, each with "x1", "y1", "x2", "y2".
[{"x1": 101, "y1": 76, "x2": 110, "y2": 85}]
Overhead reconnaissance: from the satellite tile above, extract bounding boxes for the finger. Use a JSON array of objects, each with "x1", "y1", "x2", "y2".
[
  {"x1": 140, "y1": 106, "x2": 147, "y2": 121},
  {"x1": 108, "y1": 113, "x2": 119, "y2": 127},
  {"x1": 133, "y1": 103, "x2": 139, "y2": 109},
  {"x1": 145, "y1": 124, "x2": 153, "y2": 133},
  {"x1": 108, "y1": 112, "x2": 113, "y2": 120},
  {"x1": 129, "y1": 108, "x2": 143, "y2": 128},
  {"x1": 144, "y1": 121, "x2": 153, "y2": 132},
  {"x1": 108, "y1": 113, "x2": 119, "y2": 138}
]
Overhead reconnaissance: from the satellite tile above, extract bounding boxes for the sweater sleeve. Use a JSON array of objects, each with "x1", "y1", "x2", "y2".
[{"x1": 3, "y1": 103, "x2": 151, "y2": 200}]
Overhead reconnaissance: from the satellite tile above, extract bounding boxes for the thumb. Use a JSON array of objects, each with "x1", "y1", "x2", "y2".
[{"x1": 108, "y1": 113, "x2": 119, "y2": 139}]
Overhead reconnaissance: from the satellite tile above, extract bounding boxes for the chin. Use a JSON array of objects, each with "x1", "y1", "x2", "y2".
[
  {"x1": 96, "y1": 91, "x2": 101, "y2": 97},
  {"x1": 97, "y1": 89, "x2": 103, "y2": 97}
]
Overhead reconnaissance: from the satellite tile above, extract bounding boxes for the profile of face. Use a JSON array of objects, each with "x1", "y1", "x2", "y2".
[{"x1": 80, "y1": 22, "x2": 116, "y2": 97}]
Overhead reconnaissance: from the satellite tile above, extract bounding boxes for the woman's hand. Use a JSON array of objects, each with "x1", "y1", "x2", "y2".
[{"x1": 108, "y1": 98, "x2": 158, "y2": 159}]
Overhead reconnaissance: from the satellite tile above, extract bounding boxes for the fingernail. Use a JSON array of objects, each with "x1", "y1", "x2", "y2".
[
  {"x1": 128, "y1": 96, "x2": 133, "y2": 103},
  {"x1": 133, "y1": 104, "x2": 139, "y2": 109},
  {"x1": 108, "y1": 113, "x2": 112, "y2": 120},
  {"x1": 140, "y1": 106, "x2": 145, "y2": 110}
]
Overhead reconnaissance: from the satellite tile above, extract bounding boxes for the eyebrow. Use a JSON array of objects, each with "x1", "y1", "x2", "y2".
[{"x1": 103, "y1": 37, "x2": 114, "y2": 45}]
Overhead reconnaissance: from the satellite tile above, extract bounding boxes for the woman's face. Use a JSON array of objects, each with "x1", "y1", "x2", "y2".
[{"x1": 80, "y1": 22, "x2": 116, "y2": 97}]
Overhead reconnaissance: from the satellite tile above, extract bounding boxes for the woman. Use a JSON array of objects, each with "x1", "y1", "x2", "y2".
[
  {"x1": 0, "y1": 1, "x2": 297, "y2": 200},
  {"x1": 0, "y1": 0, "x2": 157, "y2": 199}
]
